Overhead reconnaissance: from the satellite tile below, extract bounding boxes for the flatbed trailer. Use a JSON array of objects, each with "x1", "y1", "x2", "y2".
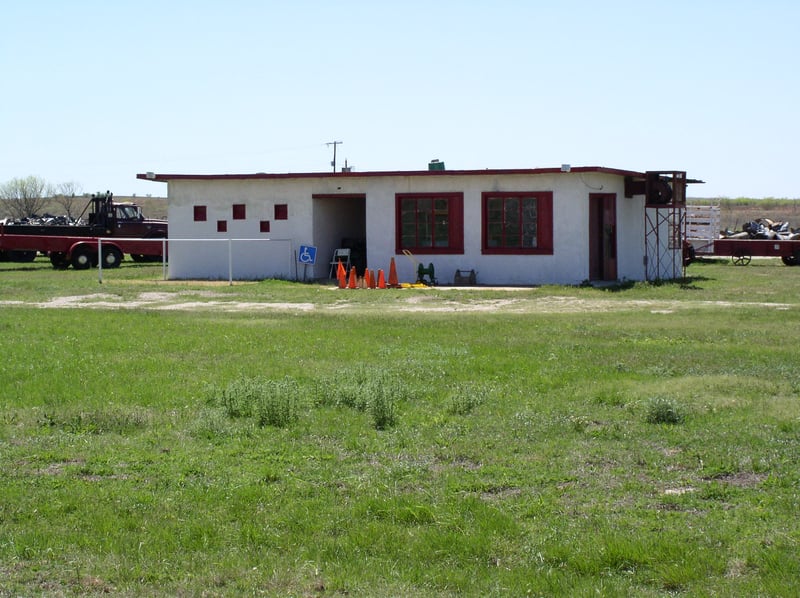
[
  {"x1": 713, "y1": 238, "x2": 800, "y2": 266},
  {"x1": 0, "y1": 227, "x2": 165, "y2": 270}
]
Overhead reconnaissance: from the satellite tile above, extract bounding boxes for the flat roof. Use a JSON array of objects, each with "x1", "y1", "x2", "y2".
[{"x1": 137, "y1": 166, "x2": 647, "y2": 184}]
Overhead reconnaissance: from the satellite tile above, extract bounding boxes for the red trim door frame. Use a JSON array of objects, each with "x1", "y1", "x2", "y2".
[{"x1": 589, "y1": 193, "x2": 617, "y2": 281}]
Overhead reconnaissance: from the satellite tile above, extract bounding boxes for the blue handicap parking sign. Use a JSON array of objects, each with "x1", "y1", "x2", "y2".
[{"x1": 298, "y1": 245, "x2": 317, "y2": 265}]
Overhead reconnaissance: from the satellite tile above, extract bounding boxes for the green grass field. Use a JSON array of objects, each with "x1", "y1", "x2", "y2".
[{"x1": 1, "y1": 258, "x2": 799, "y2": 596}]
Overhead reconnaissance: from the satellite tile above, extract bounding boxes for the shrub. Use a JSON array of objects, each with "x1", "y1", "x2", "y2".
[
  {"x1": 446, "y1": 382, "x2": 489, "y2": 416},
  {"x1": 645, "y1": 397, "x2": 685, "y2": 425},
  {"x1": 38, "y1": 407, "x2": 151, "y2": 435},
  {"x1": 254, "y1": 377, "x2": 301, "y2": 428},
  {"x1": 211, "y1": 376, "x2": 301, "y2": 427},
  {"x1": 368, "y1": 378, "x2": 399, "y2": 431},
  {"x1": 213, "y1": 377, "x2": 259, "y2": 419},
  {"x1": 317, "y1": 365, "x2": 372, "y2": 410},
  {"x1": 314, "y1": 367, "x2": 403, "y2": 430}
]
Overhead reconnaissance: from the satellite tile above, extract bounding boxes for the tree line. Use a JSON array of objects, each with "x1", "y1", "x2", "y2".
[{"x1": 0, "y1": 175, "x2": 84, "y2": 220}]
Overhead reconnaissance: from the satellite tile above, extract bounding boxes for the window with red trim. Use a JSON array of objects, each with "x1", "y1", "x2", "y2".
[
  {"x1": 217, "y1": 220, "x2": 227, "y2": 233},
  {"x1": 232, "y1": 204, "x2": 246, "y2": 220},
  {"x1": 274, "y1": 204, "x2": 288, "y2": 220},
  {"x1": 395, "y1": 193, "x2": 463, "y2": 254},
  {"x1": 259, "y1": 220, "x2": 270, "y2": 233},
  {"x1": 193, "y1": 205, "x2": 207, "y2": 222},
  {"x1": 481, "y1": 192, "x2": 553, "y2": 254}
]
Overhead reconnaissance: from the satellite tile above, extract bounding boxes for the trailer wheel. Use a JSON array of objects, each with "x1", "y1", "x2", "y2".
[
  {"x1": 71, "y1": 246, "x2": 94, "y2": 270},
  {"x1": 782, "y1": 252, "x2": 800, "y2": 266},
  {"x1": 732, "y1": 252, "x2": 751, "y2": 266},
  {"x1": 101, "y1": 246, "x2": 123, "y2": 269},
  {"x1": 49, "y1": 252, "x2": 70, "y2": 270}
]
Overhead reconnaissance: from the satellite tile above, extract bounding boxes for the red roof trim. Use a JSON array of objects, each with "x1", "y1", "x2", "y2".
[{"x1": 137, "y1": 166, "x2": 646, "y2": 184}]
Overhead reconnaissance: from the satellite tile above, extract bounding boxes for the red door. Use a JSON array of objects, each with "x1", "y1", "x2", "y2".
[{"x1": 589, "y1": 194, "x2": 617, "y2": 281}]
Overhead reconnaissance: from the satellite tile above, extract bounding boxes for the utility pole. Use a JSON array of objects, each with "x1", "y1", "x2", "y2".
[{"x1": 326, "y1": 140, "x2": 342, "y2": 172}]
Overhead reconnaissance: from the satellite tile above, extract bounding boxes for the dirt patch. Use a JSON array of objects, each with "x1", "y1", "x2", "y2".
[
  {"x1": 477, "y1": 486, "x2": 523, "y2": 502},
  {"x1": 152, "y1": 301, "x2": 315, "y2": 312},
  {"x1": 663, "y1": 486, "x2": 697, "y2": 496},
  {"x1": 0, "y1": 291, "x2": 795, "y2": 314},
  {"x1": 0, "y1": 291, "x2": 316, "y2": 312},
  {"x1": 704, "y1": 471, "x2": 768, "y2": 488},
  {"x1": 36, "y1": 459, "x2": 86, "y2": 476}
]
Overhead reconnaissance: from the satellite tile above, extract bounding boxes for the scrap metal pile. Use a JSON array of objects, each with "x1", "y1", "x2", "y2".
[
  {"x1": 722, "y1": 218, "x2": 800, "y2": 241},
  {"x1": 0, "y1": 214, "x2": 81, "y2": 226}
]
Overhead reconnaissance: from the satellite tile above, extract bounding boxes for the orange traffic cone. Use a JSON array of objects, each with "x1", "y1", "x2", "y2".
[
  {"x1": 337, "y1": 260, "x2": 346, "y2": 289},
  {"x1": 364, "y1": 269, "x2": 372, "y2": 289},
  {"x1": 388, "y1": 257, "x2": 399, "y2": 288},
  {"x1": 369, "y1": 269, "x2": 377, "y2": 289},
  {"x1": 377, "y1": 269, "x2": 386, "y2": 289},
  {"x1": 348, "y1": 267, "x2": 357, "y2": 289}
]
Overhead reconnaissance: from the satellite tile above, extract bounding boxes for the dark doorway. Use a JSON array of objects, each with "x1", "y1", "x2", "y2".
[
  {"x1": 312, "y1": 194, "x2": 367, "y2": 277},
  {"x1": 589, "y1": 193, "x2": 617, "y2": 281}
]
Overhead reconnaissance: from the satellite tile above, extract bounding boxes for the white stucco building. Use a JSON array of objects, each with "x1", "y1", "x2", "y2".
[{"x1": 137, "y1": 166, "x2": 695, "y2": 285}]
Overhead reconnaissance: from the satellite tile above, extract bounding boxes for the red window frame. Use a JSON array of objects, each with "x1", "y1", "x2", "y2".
[
  {"x1": 274, "y1": 204, "x2": 288, "y2": 220},
  {"x1": 395, "y1": 192, "x2": 464, "y2": 254},
  {"x1": 481, "y1": 192, "x2": 553, "y2": 254},
  {"x1": 193, "y1": 205, "x2": 207, "y2": 222},
  {"x1": 232, "y1": 204, "x2": 246, "y2": 220},
  {"x1": 259, "y1": 220, "x2": 270, "y2": 233},
  {"x1": 217, "y1": 220, "x2": 227, "y2": 233}
]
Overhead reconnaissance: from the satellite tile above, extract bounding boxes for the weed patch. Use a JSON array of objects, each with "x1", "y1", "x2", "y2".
[
  {"x1": 645, "y1": 397, "x2": 685, "y2": 425},
  {"x1": 38, "y1": 406, "x2": 152, "y2": 435},
  {"x1": 209, "y1": 376, "x2": 301, "y2": 427},
  {"x1": 446, "y1": 382, "x2": 491, "y2": 415},
  {"x1": 314, "y1": 366, "x2": 408, "y2": 430},
  {"x1": 208, "y1": 370, "x2": 406, "y2": 430}
]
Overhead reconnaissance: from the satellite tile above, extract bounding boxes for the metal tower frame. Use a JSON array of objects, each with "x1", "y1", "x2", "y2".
[
  {"x1": 644, "y1": 203, "x2": 685, "y2": 281},
  {"x1": 640, "y1": 171, "x2": 688, "y2": 282}
]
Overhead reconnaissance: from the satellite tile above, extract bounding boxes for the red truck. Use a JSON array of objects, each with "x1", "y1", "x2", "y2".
[{"x1": 0, "y1": 192, "x2": 167, "y2": 269}]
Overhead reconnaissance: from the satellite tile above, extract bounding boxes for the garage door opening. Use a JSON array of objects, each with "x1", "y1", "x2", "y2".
[{"x1": 312, "y1": 194, "x2": 367, "y2": 278}]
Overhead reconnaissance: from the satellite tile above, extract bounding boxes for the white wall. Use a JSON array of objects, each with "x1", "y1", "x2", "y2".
[
  {"x1": 616, "y1": 189, "x2": 647, "y2": 282},
  {"x1": 167, "y1": 179, "x2": 315, "y2": 280},
  {"x1": 363, "y1": 171, "x2": 644, "y2": 285},
  {"x1": 164, "y1": 171, "x2": 653, "y2": 284}
]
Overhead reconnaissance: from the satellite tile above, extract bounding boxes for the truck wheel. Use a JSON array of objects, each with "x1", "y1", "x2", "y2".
[
  {"x1": 71, "y1": 246, "x2": 94, "y2": 270},
  {"x1": 101, "y1": 246, "x2": 123, "y2": 268},
  {"x1": 49, "y1": 252, "x2": 70, "y2": 270}
]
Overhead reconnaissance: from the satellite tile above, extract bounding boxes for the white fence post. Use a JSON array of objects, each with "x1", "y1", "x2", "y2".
[
  {"x1": 228, "y1": 239, "x2": 233, "y2": 285},
  {"x1": 97, "y1": 238, "x2": 103, "y2": 284}
]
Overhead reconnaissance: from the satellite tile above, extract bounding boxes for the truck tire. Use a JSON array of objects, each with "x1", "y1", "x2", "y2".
[
  {"x1": 49, "y1": 252, "x2": 70, "y2": 270},
  {"x1": 70, "y1": 246, "x2": 94, "y2": 270},
  {"x1": 101, "y1": 246, "x2": 123, "y2": 268}
]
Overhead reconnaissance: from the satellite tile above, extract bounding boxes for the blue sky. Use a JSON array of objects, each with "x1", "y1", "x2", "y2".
[{"x1": 2, "y1": 0, "x2": 798, "y2": 198}]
